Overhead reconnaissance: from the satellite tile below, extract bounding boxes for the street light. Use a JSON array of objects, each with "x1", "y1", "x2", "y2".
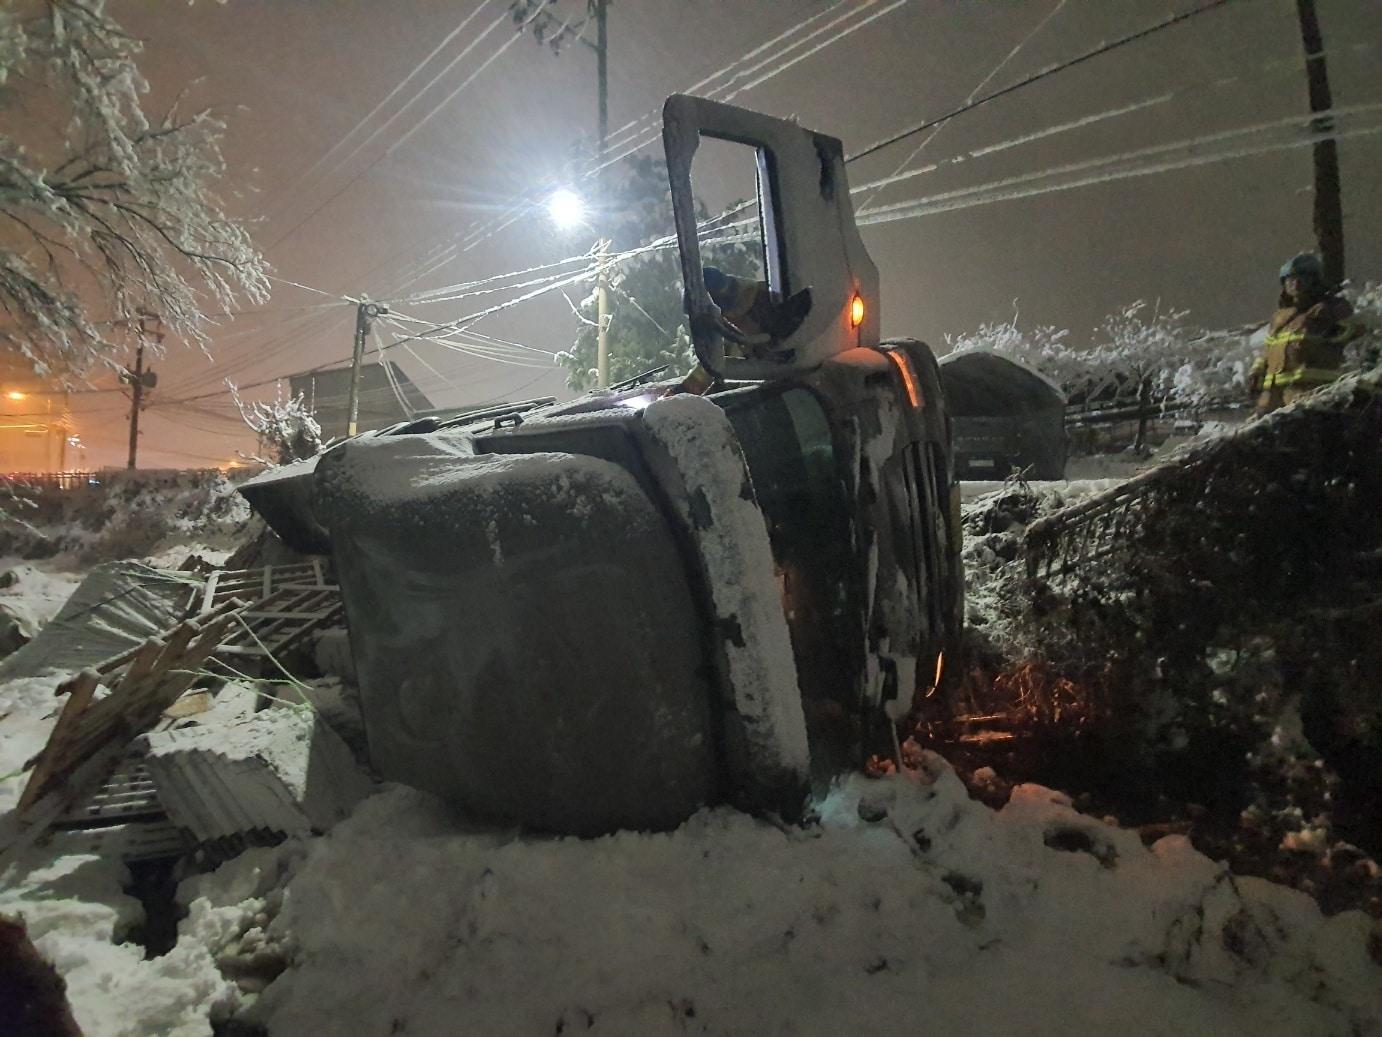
[{"x1": 546, "y1": 188, "x2": 587, "y2": 230}]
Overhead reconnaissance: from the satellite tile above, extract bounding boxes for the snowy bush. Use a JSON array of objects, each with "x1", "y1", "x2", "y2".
[
  {"x1": 944, "y1": 311, "x2": 1087, "y2": 387},
  {"x1": 231, "y1": 386, "x2": 321, "y2": 465},
  {"x1": 1343, "y1": 281, "x2": 1382, "y2": 371}
]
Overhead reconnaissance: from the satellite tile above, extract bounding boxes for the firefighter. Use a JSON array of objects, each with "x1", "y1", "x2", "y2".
[{"x1": 1249, "y1": 252, "x2": 1361, "y2": 415}]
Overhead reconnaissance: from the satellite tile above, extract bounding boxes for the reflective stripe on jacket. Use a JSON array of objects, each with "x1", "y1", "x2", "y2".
[{"x1": 1251, "y1": 296, "x2": 1359, "y2": 389}]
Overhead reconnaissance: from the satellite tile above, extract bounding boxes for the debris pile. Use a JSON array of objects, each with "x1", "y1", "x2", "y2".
[
  {"x1": 934, "y1": 367, "x2": 1382, "y2": 916},
  {"x1": 0, "y1": 560, "x2": 371, "y2": 873}
]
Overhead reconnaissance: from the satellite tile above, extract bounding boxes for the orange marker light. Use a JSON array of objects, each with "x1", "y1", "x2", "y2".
[
  {"x1": 5, "y1": 391, "x2": 25, "y2": 401},
  {"x1": 884, "y1": 349, "x2": 923, "y2": 408},
  {"x1": 849, "y1": 293, "x2": 865, "y2": 328}
]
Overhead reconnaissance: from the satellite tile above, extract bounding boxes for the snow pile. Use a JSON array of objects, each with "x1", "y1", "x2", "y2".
[
  {"x1": 206, "y1": 768, "x2": 1382, "y2": 1036},
  {"x1": 0, "y1": 674, "x2": 68, "y2": 813},
  {"x1": 0, "y1": 563, "x2": 84, "y2": 635},
  {"x1": 0, "y1": 849, "x2": 238, "y2": 1037}
]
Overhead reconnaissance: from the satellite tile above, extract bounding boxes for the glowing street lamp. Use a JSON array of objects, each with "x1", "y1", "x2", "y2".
[
  {"x1": 545, "y1": 186, "x2": 611, "y2": 387},
  {"x1": 546, "y1": 188, "x2": 587, "y2": 230}
]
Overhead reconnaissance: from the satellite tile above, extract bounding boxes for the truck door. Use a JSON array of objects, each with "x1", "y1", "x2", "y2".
[{"x1": 663, "y1": 94, "x2": 880, "y2": 380}]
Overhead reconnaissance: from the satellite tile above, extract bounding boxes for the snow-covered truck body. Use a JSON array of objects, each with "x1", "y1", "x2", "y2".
[{"x1": 239, "y1": 97, "x2": 962, "y2": 834}]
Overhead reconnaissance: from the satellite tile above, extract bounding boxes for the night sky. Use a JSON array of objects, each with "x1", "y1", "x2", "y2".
[{"x1": 64, "y1": 0, "x2": 1382, "y2": 468}]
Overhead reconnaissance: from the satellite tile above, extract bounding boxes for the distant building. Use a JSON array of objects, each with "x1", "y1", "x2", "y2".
[
  {"x1": 289, "y1": 362, "x2": 433, "y2": 440},
  {"x1": 0, "y1": 352, "x2": 78, "y2": 474}
]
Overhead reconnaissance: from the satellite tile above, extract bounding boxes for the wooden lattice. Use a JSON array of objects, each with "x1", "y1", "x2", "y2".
[
  {"x1": 201, "y1": 562, "x2": 343, "y2": 664},
  {"x1": 0, "y1": 602, "x2": 240, "y2": 866},
  {"x1": 1, "y1": 562, "x2": 347, "y2": 866}
]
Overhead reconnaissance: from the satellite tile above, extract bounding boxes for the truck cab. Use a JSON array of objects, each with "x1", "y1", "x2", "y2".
[{"x1": 239, "y1": 96, "x2": 962, "y2": 834}]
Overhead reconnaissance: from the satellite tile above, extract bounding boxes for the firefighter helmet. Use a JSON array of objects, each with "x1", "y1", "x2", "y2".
[{"x1": 1279, "y1": 252, "x2": 1324, "y2": 282}]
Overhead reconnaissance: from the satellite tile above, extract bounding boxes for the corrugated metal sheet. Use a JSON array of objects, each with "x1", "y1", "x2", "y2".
[{"x1": 142, "y1": 710, "x2": 374, "y2": 848}]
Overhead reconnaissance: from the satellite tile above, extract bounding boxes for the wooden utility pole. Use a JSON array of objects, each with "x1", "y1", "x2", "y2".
[
  {"x1": 347, "y1": 298, "x2": 389, "y2": 437},
  {"x1": 593, "y1": 0, "x2": 611, "y2": 388},
  {"x1": 122, "y1": 316, "x2": 161, "y2": 470},
  {"x1": 1295, "y1": 0, "x2": 1344, "y2": 285},
  {"x1": 510, "y1": 1, "x2": 612, "y2": 386}
]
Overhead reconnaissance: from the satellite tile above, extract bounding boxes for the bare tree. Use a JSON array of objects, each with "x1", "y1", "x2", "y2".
[{"x1": 0, "y1": 1, "x2": 268, "y2": 383}]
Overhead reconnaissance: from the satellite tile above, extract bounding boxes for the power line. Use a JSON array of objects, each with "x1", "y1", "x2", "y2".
[
  {"x1": 382, "y1": 0, "x2": 908, "y2": 297},
  {"x1": 263, "y1": 7, "x2": 520, "y2": 253},
  {"x1": 258, "y1": 3, "x2": 498, "y2": 225},
  {"x1": 856, "y1": 103, "x2": 1382, "y2": 225},
  {"x1": 848, "y1": 0, "x2": 1242, "y2": 165},
  {"x1": 159, "y1": 0, "x2": 1275, "y2": 410},
  {"x1": 857, "y1": 0, "x2": 1069, "y2": 212}
]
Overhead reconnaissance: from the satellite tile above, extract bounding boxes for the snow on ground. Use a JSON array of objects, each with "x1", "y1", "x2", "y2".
[
  {"x1": 0, "y1": 845, "x2": 237, "y2": 1037},
  {"x1": 6, "y1": 655, "x2": 1380, "y2": 1036},
  {"x1": 6, "y1": 637, "x2": 1379, "y2": 1037},
  {"x1": 0, "y1": 561, "x2": 85, "y2": 631},
  {"x1": 218, "y1": 768, "x2": 1380, "y2": 1036},
  {"x1": 2, "y1": 454, "x2": 1379, "y2": 1035}
]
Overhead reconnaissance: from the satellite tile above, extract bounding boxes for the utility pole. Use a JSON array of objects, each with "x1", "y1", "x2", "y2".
[
  {"x1": 347, "y1": 298, "x2": 389, "y2": 437},
  {"x1": 122, "y1": 315, "x2": 161, "y2": 470},
  {"x1": 1295, "y1": 0, "x2": 1344, "y2": 286},
  {"x1": 593, "y1": 0, "x2": 611, "y2": 388},
  {"x1": 510, "y1": 0, "x2": 612, "y2": 385}
]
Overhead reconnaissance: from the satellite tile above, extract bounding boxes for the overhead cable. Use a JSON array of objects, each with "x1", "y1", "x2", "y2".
[
  {"x1": 857, "y1": 0, "x2": 1068, "y2": 211},
  {"x1": 856, "y1": 104, "x2": 1382, "y2": 224},
  {"x1": 847, "y1": 0, "x2": 1242, "y2": 165},
  {"x1": 264, "y1": 7, "x2": 520, "y2": 252},
  {"x1": 259, "y1": 3, "x2": 496, "y2": 223}
]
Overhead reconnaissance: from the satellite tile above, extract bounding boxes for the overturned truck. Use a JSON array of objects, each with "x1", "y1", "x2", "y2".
[{"x1": 240, "y1": 97, "x2": 963, "y2": 834}]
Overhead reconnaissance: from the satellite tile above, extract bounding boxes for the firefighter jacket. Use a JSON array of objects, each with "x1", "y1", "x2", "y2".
[{"x1": 1251, "y1": 296, "x2": 1360, "y2": 391}]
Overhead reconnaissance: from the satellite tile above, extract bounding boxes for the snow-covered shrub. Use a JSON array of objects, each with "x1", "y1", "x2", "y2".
[
  {"x1": 1343, "y1": 281, "x2": 1382, "y2": 372},
  {"x1": 944, "y1": 311, "x2": 1087, "y2": 387},
  {"x1": 1168, "y1": 327, "x2": 1259, "y2": 405},
  {"x1": 231, "y1": 385, "x2": 321, "y2": 465}
]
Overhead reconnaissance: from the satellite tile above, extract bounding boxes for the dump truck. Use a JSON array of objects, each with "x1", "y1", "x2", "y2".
[{"x1": 239, "y1": 96, "x2": 963, "y2": 835}]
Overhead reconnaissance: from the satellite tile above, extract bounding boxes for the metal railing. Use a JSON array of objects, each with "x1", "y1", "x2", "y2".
[
  {"x1": 1, "y1": 468, "x2": 247, "y2": 494},
  {"x1": 1025, "y1": 366, "x2": 1381, "y2": 583}
]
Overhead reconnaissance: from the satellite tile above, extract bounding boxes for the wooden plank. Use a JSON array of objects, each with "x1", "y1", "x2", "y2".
[
  {"x1": 162, "y1": 689, "x2": 213, "y2": 719},
  {"x1": 121, "y1": 637, "x2": 167, "y2": 689},
  {"x1": 0, "y1": 739, "x2": 131, "y2": 869},
  {"x1": 18, "y1": 670, "x2": 99, "y2": 811},
  {"x1": 200, "y1": 569, "x2": 220, "y2": 616},
  {"x1": 263, "y1": 604, "x2": 344, "y2": 657}
]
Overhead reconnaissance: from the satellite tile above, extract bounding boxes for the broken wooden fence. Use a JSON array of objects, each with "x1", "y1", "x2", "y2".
[
  {"x1": 199, "y1": 562, "x2": 343, "y2": 666},
  {"x1": 0, "y1": 601, "x2": 241, "y2": 866},
  {"x1": 0, "y1": 563, "x2": 347, "y2": 868},
  {"x1": 1023, "y1": 464, "x2": 1169, "y2": 581}
]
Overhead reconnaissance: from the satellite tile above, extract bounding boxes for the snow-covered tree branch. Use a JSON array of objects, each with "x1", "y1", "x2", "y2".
[{"x1": 0, "y1": 0, "x2": 268, "y2": 383}]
